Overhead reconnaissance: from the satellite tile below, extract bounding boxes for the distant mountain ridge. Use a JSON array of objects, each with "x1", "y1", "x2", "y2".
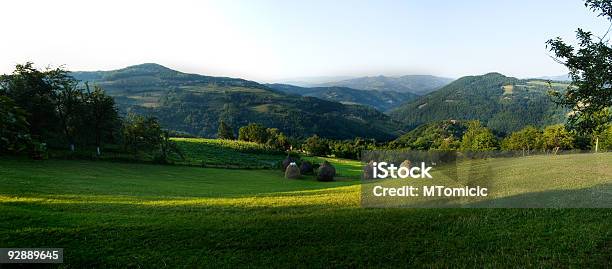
[
  {"x1": 535, "y1": 74, "x2": 571, "y2": 82},
  {"x1": 315, "y1": 75, "x2": 454, "y2": 95},
  {"x1": 71, "y1": 63, "x2": 400, "y2": 140},
  {"x1": 266, "y1": 84, "x2": 418, "y2": 111},
  {"x1": 389, "y1": 73, "x2": 569, "y2": 134}
]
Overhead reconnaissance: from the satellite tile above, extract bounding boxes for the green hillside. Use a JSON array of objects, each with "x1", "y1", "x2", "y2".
[
  {"x1": 71, "y1": 64, "x2": 400, "y2": 140},
  {"x1": 267, "y1": 83, "x2": 418, "y2": 111},
  {"x1": 389, "y1": 73, "x2": 569, "y2": 134},
  {"x1": 317, "y1": 75, "x2": 454, "y2": 95}
]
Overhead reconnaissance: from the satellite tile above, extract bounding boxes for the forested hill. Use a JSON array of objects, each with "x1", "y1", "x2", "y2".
[
  {"x1": 266, "y1": 83, "x2": 418, "y2": 111},
  {"x1": 71, "y1": 63, "x2": 400, "y2": 140},
  {"x1": 315, "y1": 75, "x2": 454, "y2": 95},
  {"x1": 389, "y1": 73, "x2": 569, "y2": 134}
]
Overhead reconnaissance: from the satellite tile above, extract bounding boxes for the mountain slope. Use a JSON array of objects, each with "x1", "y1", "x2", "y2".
[
  {"x1": 316, "y1": 75, "x2": 454, "y2": 95},
  {"x1": 71, "y1": 64, "x2": 400, "y2": 140},
  {"x1": 389, "y1": 73, "x2": 568, "y2": 134},
  {"x1": 266, "y1": 84, "x2": 418, "y2": 111}
]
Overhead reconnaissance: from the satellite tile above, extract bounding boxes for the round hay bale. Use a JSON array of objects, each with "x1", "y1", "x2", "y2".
[
  {"x1": 285, "y1": 162, "x2": 301, "y2": 179},
  {"x1": 282, "y1": 156, "x2": 295, "y2": 171},
  {"x1": 363, "y1": 160, "x2": 375, "y2": 180},
  {"x1": 317, "y1": 161, "x2": 336, "y2": 182},
  {"x1": 300, "y1": 161, "x2": 314, "y2": 175},
  {"x1": 400, "y1": 160, "x2": 411, "y2": 170}
]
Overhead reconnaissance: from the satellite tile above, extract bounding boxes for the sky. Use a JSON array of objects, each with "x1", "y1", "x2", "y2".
[{"x1": 0, "y1": 0, "x2": 610, "y2": 82}]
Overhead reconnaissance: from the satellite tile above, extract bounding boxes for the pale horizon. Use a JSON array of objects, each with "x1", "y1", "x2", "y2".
[{"x1": 1, "y1": 0, "x2": 609, "y2": 82}]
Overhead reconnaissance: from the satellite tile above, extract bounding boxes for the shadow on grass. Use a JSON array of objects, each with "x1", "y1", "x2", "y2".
[
  {"x1": 0, "y1": 204, "x2": 610, "y2": 268},
  {"x1": 466, "y1": 183, "x2": 612, "y2": 208}
]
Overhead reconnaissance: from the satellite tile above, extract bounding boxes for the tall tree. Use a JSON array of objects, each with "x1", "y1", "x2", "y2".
[
  {"x1": 303, "y1": 135, "x2": 330, "y2": 156},
  {"x1": 47, "y1": 67, "x2": 84, "y2": 151},
  {"x1": 0, "y1": 63, "x2": 59, "y2": 140},
  {"x1": 501, "y1": 126, "x2": 543, "y2": 153},
  {"x1": 547, "y1": 0, "x2": 612, "y2": 137},
  {"x1": 85, "y1": 84, "x2": 119, "y2": 156},
  {"x1": 238, "y1": 123, "x2": 268, "y2": 143},
  {"x1": 542, "y1": 125, "x2": 575, "y2": 153},
  {"x1": 122, "y1": 114, "x2": 163, "y2": 154},
  {"x1": 217, "y1": 121, "x2": 234, "y2": 140},
  {"x1": 0, "y1": 95, "x2": 30, "y2": 153}
]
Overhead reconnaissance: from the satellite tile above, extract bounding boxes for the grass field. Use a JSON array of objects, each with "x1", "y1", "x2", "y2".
[{"x1": 0, "y1": 154, "x2": 611, "y2": 268}]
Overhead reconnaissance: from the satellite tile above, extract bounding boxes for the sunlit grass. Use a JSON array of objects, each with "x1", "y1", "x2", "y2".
[{"x1": 0, "y1": 156, "x2": 610, "y2": 267}]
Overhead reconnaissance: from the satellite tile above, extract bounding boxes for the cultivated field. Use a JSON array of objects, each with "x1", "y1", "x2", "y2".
[
  {"x1": 0, "y1": 153, "x2": 610, "y2": 267},
  {"x1": 172, "y1": 138, "x2": 284, "y2": 169}
]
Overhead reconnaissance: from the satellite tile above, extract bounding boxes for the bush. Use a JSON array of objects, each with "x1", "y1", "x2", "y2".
[
  {"x1": 238, "y1": 123, "x2": 268, "y2": 144},
  {"x1": 501, "y1": 126, "x2": 543, "y2": 152},
  {"x1": 303, "y1": 135, "x2": 329, "y2": 156},
  {"x1": 460, "y1": 121, "x2": 498, "y2": 151},
  {"x1": 238, "y1": 123, "x2": 291, "y2": 151},
  {"x1": 542, "y1": 124, "x2": 574, "y2": 151},
  {"x1": 597, "y1": 125, "x2": 612, "y2": 150}
]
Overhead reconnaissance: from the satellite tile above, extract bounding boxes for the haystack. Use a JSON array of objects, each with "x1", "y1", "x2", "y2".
[
  {"x1": 363, "y1": 160, "x2": 375, "y2": 180},
  {"x1": 317, "y1": 161, "x2": 336, "y2": 182},
  {"x1": 300, "y1": 161, "x2": 314, "y2": 175},
  {"x1": 400, "y1": 160, "x2": 411, "y2": 170},
  {"x1": 282, "y1": 156, "x2": 295, "y2": 171},
  {"x1": 285, "y1": 162, "x2": 301, "y2": 179}
]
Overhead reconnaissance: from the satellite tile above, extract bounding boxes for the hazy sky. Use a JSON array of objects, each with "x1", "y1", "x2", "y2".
[{"x1": 1, "y1": 0, "x2": 609, "y2": 81}]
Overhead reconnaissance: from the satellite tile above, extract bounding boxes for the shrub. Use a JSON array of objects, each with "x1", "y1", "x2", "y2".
[
  {"x1": 460, "y1": 121, "x2": 498, "y2": 151},
  {"x1": 501, "y1": 126, "x2": 543, "y2": 152},
  {"x1": 542, "y1": 124, "x2": 574, "y2": 151},
  {"x1": 598, "y1": 125, "x2": 612, "y2": 150},
  {"x1": 238, "y1": 123, "x2": 268, "y2": 144},
  {"x1": 303, "y1": 135, "x2": 329, "y2": 156}
]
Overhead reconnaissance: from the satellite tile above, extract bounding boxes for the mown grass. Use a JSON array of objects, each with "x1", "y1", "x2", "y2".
[
  {"x1": 0, "y1": 156, "x2": 610, "y2": 268},
  {"x1": 303, "y1": 156, "x2": 364, "y2": 178}
]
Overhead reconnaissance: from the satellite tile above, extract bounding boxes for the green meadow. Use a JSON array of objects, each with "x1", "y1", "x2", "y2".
[{"x1": 0, "y1": 151, "x2": 610, "y2": 268}]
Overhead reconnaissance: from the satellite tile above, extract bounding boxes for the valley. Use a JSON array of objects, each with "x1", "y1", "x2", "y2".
[{"x1": 72, "y1": 64, "x2": 572, "y2": 139}]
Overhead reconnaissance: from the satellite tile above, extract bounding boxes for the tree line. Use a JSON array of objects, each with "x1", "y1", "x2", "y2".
[
  {"x1": 233, "y1": 120, "x2": 612, "y2": 160},
  {"x1": 0, "y1": 63, "x2": 181, "y2": 162}
]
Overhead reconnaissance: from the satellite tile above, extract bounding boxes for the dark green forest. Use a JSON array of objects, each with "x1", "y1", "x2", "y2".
[
  {"x1": 71, "y1": 64, "x2": 400, "y2": 140},
  {"x1": 389, "y1": 73, "x2": 569, "y2": 134}
]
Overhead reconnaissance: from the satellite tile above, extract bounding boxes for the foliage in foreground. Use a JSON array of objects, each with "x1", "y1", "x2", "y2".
[{"x1": 547, "y1": 0, "x2": 612, "y2": 137}]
